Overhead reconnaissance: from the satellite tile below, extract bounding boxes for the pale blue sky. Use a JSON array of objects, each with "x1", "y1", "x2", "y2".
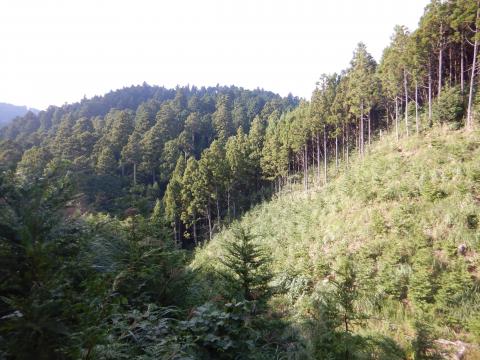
[{"x1": 0, "y1": 0, "x2": 429, "y2": 109}]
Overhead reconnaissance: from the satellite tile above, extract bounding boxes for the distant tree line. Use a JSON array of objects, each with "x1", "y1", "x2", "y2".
[{"x1": 0, "y1": 84, "x2": 298, "y2": 245}]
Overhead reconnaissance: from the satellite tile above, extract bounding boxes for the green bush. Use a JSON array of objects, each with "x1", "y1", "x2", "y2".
[
  {"x1": 408, "y1": 247, "x2": 438, "y2": 309},
  {"x1": 410, "y1": 316, "x2": 438, "y2": 359},
  {"x1": 431, "y1": 86, "x2": 464, "y2": 125},
  {"x1": 219, "y1": 224, "x2": 273, "y2": 304}
]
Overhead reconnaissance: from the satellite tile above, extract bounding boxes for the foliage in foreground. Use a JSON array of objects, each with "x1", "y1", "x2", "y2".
[{"x1": 0, "y1": 169, "x2": 298, "y2": 359}]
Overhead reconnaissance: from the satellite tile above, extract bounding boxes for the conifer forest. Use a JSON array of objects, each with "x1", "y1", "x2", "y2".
[{"x1": 1, "y1": 1, "x2": 480, "y2": 359}]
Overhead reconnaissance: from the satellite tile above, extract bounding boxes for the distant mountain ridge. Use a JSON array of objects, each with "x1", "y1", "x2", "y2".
[{"x1": 0, "y1": 102, "x2": 39, "y2": 127}]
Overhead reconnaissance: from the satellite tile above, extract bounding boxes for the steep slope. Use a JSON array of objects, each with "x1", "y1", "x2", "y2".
[{"x1": 192, "y1": 127, "x2": 480, "y2": 358}]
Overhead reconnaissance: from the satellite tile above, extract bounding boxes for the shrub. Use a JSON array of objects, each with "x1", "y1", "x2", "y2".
[
  {"x1": 410, "y1": 316, "x2": 438, "y2": 359},
  {"x1": 431, "y1": 86, "x2": 464, "y2": 125},
  {"x1": 409, "y1": 248, "x2": 437, "y2": 309},
  {"x1": 219, "y1": 224, "x2": 273, "y2": 304}
]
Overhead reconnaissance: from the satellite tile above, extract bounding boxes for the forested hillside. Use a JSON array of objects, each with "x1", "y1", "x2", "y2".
[
  {"x1": 0, "y1": 84, "x2": 298, "y2": 246},
  {"x1": 194, "y1": 127, "x2": 480, "y2": 358},
  {"x1": 1, "y1": 0, "x2": 480, "y2": 358},
  {"x1": 0, "y1": 103, "x2": 38, "y2": 128}
]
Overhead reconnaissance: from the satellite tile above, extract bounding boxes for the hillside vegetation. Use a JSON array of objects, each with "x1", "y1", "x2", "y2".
[
  {"x1": 2, "y1": 0, "x2": 480, "y2": 358},
  {"x1": 193, "y1": 126, "x2": 480, "y2": 358}
]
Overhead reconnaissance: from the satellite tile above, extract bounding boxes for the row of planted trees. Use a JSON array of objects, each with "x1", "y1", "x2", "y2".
[
  {"x1": 163, "y1": 117, "x2": 268, "y2": 245},
  {"x1": 167, "y1": 0, "x2": 480, "y2": 245},
  {"x1": 263, "y1": 0, "x2": 480, "y2": 190}
]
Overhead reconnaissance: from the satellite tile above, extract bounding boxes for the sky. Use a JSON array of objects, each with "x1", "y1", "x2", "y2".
[{"x1": 0, "y1": 0, "x2": 430, "y2": 110}]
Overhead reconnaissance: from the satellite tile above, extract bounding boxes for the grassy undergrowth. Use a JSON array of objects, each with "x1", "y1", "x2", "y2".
[{"x1": 191, "y1": 126, "x2": 480, "y2": 359}]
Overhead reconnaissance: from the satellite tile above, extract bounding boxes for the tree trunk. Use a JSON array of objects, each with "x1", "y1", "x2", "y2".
[
  {"x1": 215, "y1": 188, "x2": 220, "y2": 221},
  {"x1": 227, "y1": 189, "x2": 230, "y2": 219},
  {"x1": 356, "y1": 122, "x2": 359, "y2": 153},
  {"x1": 367, "y1": 111, "x2": 371, "y2": 146},
  {"x1": 449, "y1": 46, "x2": 452, "y2": 86},
  {"x1": 311, "y1": 138, "x2": 315, "y2": 180},
  {"x1": 404, "y1": 68, "x2": 409, "y2": 137},
  {"x1": 360, "y1": 101, "x2": 364, "y2": 156},
  {"x1": 467, "y1": 4, "x2": 479, "y2": 130},
  {"x1": 207, "y1": 206, "x2": 212, "y2": 241},
  {"x1": 304, "y1": 144, "x2": 308, "y2": 190},
  {"x1": 193, "y1": 215, "x2": 197, "y2": 245},
  {"x1": 173, "y1": 221, "x2": 177, "y2": 246},
  {"x1": 323, "y1": 125, "x2": 327, "y2": 185},
  {"x1": 461, "y1": 39, "x2": 465, "y2": 93},
  {"x1": 438, "y1": 31, "x2": 443, "y2": 97},
  {"x1": 316, "y1": 131, "x2": 321, "y2": 184},
  {"x1": 395, "y1": 97, "x2": 399, "y2": 141},
  {"x1": 428, "y1": 63, "x2": 433, "y2": 126},
  {"x1": 335, "y1": 134, "x2": 339, "y2": 170},
  {"x1": 346, "y1": 124, "x2": 349, "y2": 167},
  {"x1": 415, "y1": 82, "x2": 419, "y2": 134},
  {"x1": 386, "y1": 107, "x2": 389, "y2": 132},
  {"x1": 133, "y1": 162, "x2": 137, "y2": 186}
]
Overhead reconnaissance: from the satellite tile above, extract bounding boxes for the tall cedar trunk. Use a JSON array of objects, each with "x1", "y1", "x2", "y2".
[
  {"x1": 428, "y1": 62, "x2": 433, "y2": 126},
  {"x1": 449, "y1": 46, "x2": 452, "y2": 86},
  {"x1": 355, "y1": 122, "x2": 359, "y2": 152},
  {"x1": 438, "y1": 27, "x2": 443, "y2": 97},
  {"x1": 193, "y1": 216, "x2": 197, "y2": 245},
  {"x1": 227, "y1": 189, "x2": 230, "y2": 219},
  {"x1": 287, "y1": 160, "x2": 290, "y2": 180},
  {"x1": 386, "y1": 107, "x2": 389, "y2": 132},
  {"x1": 323, "y1": 125, "x2": 327, "y2": 185},
  {"x1": 311, "y1": 138, "x2": 315, "y2": 179},
  {"x1": 368, "y1": 111, "x2": 371, "y2": 146},
  {"x1": 316, "y1": 132, "x2": 321, "y2": 183},
  {"x1": 304, "y1": 144, "x2": 308, "y2": 190},
  {"x1": 215, "y1": 188, "x2": 220, "y2": 222},
  {"x1": 461, "y1": 39, "x2": 465, "y2": 93},
  {"x1": 296, "y1": 153, "x2": 300, "y2": 176},
  {"x1": 306, "y1": 143, "x2": 309, "y2": 190},
  {"x1": 360, "y1": 101, "x2": 364, "y2": 156},
  {"x1": 335, "y1": 134, "x2": 339, "y2": 170},
  {"x1": 467, "y1": 4, "x2": 480, "y2": 129},
  {"x1": 173, "y1": 221, "x2": 177, "y2": 246},
  {"x1": 302, "y1": 150, "x2": 305, "y2": 190},
  {"x1": 133, "y1": 162, "x2": 137, "y2": 186},
  {"x1": 404, "y1": 68, "x2": 409, "y2": 137},
  {"x1": 415, "y1": 82, "x2": 419, "y2": 134},
  {"x1": 346, "y1": 124, "x2": 349, "y2": 167},
  {"x1": 207, "y1": 206, "x2": 212, "y2": 241},
  {"x1": 395, "y1": 97, "x2": 399, "y2": 141}
]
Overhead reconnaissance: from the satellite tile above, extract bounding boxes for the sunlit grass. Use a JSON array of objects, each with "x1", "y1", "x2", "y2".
[{"x1": 192, "y1": 125, "x2": 480, "y2": 356}]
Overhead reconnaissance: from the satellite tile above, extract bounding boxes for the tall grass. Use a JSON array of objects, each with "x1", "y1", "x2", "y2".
[{"x1": 192, "y1": 126, "x2": 480, "y2": 357}]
